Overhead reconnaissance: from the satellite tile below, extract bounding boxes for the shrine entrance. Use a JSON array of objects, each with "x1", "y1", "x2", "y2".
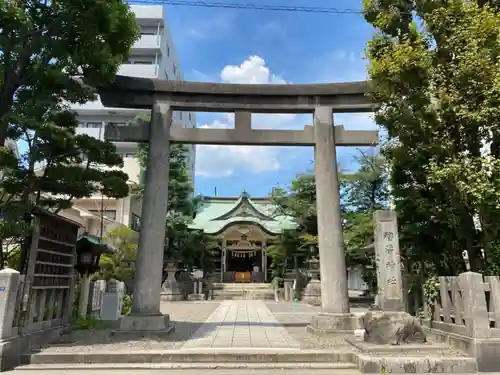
[
  {"x1": 227, "y1": 250, "x2": 260, "y2": 272},
  {"x1": 98, "y1": 75, "x2": 378, "y2": 333},
  {"x1": 218, "y1": 221, "x2": 272, "y2": 283}
]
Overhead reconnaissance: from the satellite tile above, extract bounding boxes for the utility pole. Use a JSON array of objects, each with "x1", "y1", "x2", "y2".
[{"x1": 98, "y1": 122, "x2": 105, "y2": 240}]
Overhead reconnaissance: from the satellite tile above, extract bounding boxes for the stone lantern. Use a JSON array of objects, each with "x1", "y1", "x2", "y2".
[
  {"x1": 160, "y1": 260, "x2": 183, "y2": 301},
  {"x1": 302, "y1": 256, "x2": 321, "y2": 306}
]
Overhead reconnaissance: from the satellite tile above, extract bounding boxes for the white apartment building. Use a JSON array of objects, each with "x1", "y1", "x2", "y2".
[{"x1": 70, "y1": 4, "x2": 196, "y2": 234}]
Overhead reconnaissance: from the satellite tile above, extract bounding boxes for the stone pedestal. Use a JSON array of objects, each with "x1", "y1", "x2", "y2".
[
  {"x1": 307, "y1": 312, "x2": 361, "y2": 335},
  {"x1": 116, "y1": 313, "x2": 173, "y2": 335}
]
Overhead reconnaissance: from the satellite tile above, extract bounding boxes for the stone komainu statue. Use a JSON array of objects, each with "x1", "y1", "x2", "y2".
[{"x1": 361, "y1": 311, "x2": 427, "y2": 345}]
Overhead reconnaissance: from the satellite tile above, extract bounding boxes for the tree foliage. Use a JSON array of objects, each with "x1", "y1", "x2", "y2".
[
  {"x1": 364, "y1": 0, "x2": 500, "y2": 274},
  {"x1": 269, "y1": 153, "x2": 388, "y2": 283},
  {"x1": 0, "y1": 0, "x2": 139, "y2": 269},
  {"x1": 96, "y1": 226, "x2": 137, "y2": 282},
  {"x1": 0, "y1": 0, "x2": 140, "y2": 146}
]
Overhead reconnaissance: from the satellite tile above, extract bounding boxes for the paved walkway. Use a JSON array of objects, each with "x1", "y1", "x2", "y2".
[{"x1": 182, "y1": 300, "x2": 301, "y2": 348}]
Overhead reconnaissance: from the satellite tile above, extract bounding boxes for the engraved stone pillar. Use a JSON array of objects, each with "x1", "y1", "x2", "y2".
[
  {"x1": 308, "y1": 107, "x2": 358, "y2": 334},
  {"x1": 117, "y1": 103, "x2": 172, "y2": 333},
  {"x1": 374, "y1": 210, "x2": 404, "y2": 311}
]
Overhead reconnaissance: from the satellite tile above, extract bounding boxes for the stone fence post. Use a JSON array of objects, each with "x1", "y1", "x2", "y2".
[
  {"x1": 457, "y1": 272, "x2": 500, "y2": 372},
  {"x1": 0, "y1": 268, "x2": 22, "y2": 370},
  {"x1": 0, "y1": 269, "x2": 21, "y2": 340},
  {"x1": 458, "y1": 272, "x2": 490, "y2": 339},
  {"x1": 188, "y1": 279, "x2": 204, "y2": 301}
]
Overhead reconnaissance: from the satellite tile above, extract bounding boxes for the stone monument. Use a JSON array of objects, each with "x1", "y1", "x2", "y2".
[
  {"x1": 357, "y1": 210, "x2": 426, "y2": 345},
  {"x1": 373, "y1": 210, "x2": 404, "y2": 311}
]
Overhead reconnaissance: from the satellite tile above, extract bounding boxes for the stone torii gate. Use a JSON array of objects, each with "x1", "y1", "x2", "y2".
[{"x1": 96, "y1": 76, "x2": 378, "y2": 334}]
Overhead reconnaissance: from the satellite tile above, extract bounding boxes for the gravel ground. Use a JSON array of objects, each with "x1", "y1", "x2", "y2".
[{"x1": 36, "y1": 301, "x2": 220, "y2": 353}]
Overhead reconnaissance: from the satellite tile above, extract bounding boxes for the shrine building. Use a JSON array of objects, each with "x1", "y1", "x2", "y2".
[{"x1": 189, "y1": 191, "x2": 296, "y2": 283}]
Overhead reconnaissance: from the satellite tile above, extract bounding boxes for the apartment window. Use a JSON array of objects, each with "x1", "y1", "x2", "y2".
[
  {"x1": 173, "y1": 64, "x2": 177, "y2": 76},
  {"x1": 78, "y1": 122, "x2": 85, "y2": 127},
  {"x1": 86, "y1": 122, "x2": 102, "y2": 128},
  {"x1": 189, "y1": 113, "x2": 191, "y2": 122},
  {"x1": 167, "y1": 45, "x2": 170, "y2": 57},
  {"x1": 88, "y1": 210, "x2": 117, "y2": 220},
  {"x1": 179, "y1": 112, "x2": 183, "y2": 121},
  {"x1": 127, "y1": 57, "x2": 155, "y2": 65},
  {"x1": 131, "y1": 214, "x2": 141, "y2": 232}
]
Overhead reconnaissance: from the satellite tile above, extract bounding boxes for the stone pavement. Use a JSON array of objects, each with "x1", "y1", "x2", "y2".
[{"x1": 182, "y1": 300, "x2": 301, "y2": 348}]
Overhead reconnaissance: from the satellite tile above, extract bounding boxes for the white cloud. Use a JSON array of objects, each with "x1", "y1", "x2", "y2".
[
  {"x1": 220, "y1": 55, "x2": 286, "y2": 84},
  {"x1": 196, "y1": 56, "x2": 299, "y2": 178}
]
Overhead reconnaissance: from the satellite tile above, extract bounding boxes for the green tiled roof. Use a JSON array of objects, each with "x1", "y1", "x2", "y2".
[{"x1": 189, "y1": 192, "x2": 297, "y2": 235}]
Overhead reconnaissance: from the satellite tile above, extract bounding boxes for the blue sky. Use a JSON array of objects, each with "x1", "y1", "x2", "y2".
[
  {"x1": 161, "y1": 0, "x2": 380, "y2": 197},
  {"x1": 18, "y1": 1, "x2": 379, "y2": 198}
]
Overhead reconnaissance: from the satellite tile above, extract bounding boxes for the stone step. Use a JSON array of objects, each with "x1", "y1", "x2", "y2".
[
  {"x1": 22, "y1": 348, "x2": 356, "y2": 365},
  {"x1": 14, "y1": 362, "x2": 359, "y2": 371}
]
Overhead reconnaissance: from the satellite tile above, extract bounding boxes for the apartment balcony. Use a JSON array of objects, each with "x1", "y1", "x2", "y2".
[
  {"x1": 131, "y1": 5, "x2": 164, "y2": 26},
  {"x1": 118, "y1": 64, "x2": 159, "y2": 78},
  {"x1": 76, "y1": 126, "x2": 104, "y2": 140},
  {"x1": 131, "y1": 35, "x2": 162, "y2": 55}
]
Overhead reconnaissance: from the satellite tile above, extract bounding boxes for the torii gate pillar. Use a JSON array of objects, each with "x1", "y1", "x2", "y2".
[
  {"x1": 118, "y1": 103, "x2": 173, "y2": 333},
  {"x1": 308, "y1": 106, "x2": 360, "y2": 335}
]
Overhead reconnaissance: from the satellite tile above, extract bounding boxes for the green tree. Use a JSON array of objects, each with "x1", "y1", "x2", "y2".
[
  {"x1": 0, "y1": 95, "x2": 131, "y2": 271},
  {"x1": 0, "y1": 0, "x2": 139, "y2": 271},
  {"x1": 270, "y1": 153, "x2": 389, "y2": 285},
  {"x1": 96, "y1": 226, "x2": 137, "y2": 282},
  {"x1": 364, "y1": 0, "x2": 500, "y2": 274},
  {"x1": 0, "y1": 0, "x2": 139, "y2": 146}
]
